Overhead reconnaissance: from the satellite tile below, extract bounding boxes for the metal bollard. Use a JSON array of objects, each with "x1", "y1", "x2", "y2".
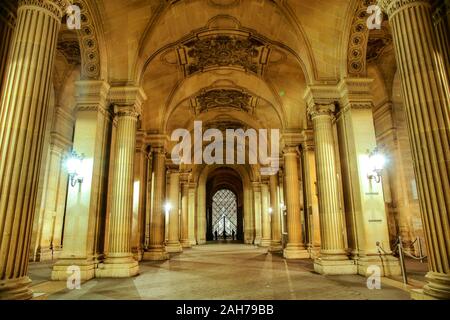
[{"x1": 398, "y1": 236, "x2": 408, "y2": 285}]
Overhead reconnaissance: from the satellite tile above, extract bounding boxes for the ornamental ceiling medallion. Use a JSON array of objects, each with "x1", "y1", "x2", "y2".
[{"x1": 178, "y1": 34, "x2": 269, "y2": 76}]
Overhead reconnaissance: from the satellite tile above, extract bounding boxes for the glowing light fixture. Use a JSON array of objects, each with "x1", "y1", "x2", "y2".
[
  {"x1": 367, "y1": 148, "x2": 386, "y2": 183},
  {"x1": 66, "y1": 150, "x2": 84, "y2": 187},
  {"x1": 268, "y1": 207, "x2": 273, "y2": 214},
  {"x1": 164, "y1": 202, "x2": 172, "y2": 216}
]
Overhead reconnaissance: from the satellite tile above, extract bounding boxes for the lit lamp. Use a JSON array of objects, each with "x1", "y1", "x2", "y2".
[
  {"x1": 268, "y1": 207, "x2": 273, "y2": 215},
  {"x1": 66, "y1": 151, "x2": 84, "y2": 187},
  {"x1": 367, "y1": 148, "x2": 386, "y2": 183},
  {"x1": 164, "y1": 202, "x2": 172, "y2": 217}
]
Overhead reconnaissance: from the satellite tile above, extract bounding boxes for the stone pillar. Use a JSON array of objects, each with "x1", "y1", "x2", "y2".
[
  {"x1": 260, "y1": 182, "x2": 271, "y2": 247},
  {"x1": 180, "y1": 181, "x2": 191, "y2": 248},
  {"x1": 252, "y1": 182, "x2": 262, "y2": 245},
  {"x1": 188, "y1": 183, "x2": 197, "y2": 245},
  {"x1": 379, "y1": 0, "x2": 450, "y2": 299},
  {"x1": 308, "y1": 104, "x2": 356, "y2": 274},
  {"x1": 52, "y1": 81, "x2": 111, "y2": 282},
  {"x1": 144, "y1": 147, "x2": 169, "y2": 260},
  {"x1": 97, "y1": 87, "x2": 146, "y2": 278},
  {"x1": 300, "y1": 134, "x2": 321, "y2": 257},
  {"x1": 0, "y1": 0, "x2": 69, "y2": 299},
  {"x1": 283, "y1": 147, "x2": 309, "y2": 259},
  {"x1": 0, "y1": 0, "x2": 16, "y2": 103},
  {"x1": 36, "y1": 137, "x2": 70, "y2": 261},
  {"x1": 269, "y1": 174, "x2": 282, "y2": 252},
  {"x1": 166, "y1": 170, "x2": 182, "y2": 253},
  {"x1": 432, "y1": 0, "x2": 450, "y2": 87},
  {"x1": 335, "y1": 79, "x2": 399, "y2": 276}
]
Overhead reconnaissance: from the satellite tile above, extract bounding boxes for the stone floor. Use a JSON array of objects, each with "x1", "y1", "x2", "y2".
[{"x1": 29, "y1": 244, "x2": 412, "y2": 300}]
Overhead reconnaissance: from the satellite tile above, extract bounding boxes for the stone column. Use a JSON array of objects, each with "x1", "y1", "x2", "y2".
[
  {"x1": 180, "y1": 181, "x2": 191, "y2": 248},
  {"x1": 432, "y1": 0, "x2": 450, "y2": 87},
  {"x1": 379, "y1": 0, "x2": 450, "y2": 299},
  {"x1": 308, "y1": 104, "x2": 356, "y2": 274},
  {"x1": 0, "y1": 0, "x2": 69, "y2": 300},
  {"x1": 335, "y1": 79, "x2": 399, "y2": 276},
  {"x1": 269, "y1": 174, "x2": 282, "y2": 252},
  {"x1": 283, "y1": 147, "x2": 309, "y2": 259},
  {"x1": 300, "y1": 134, "x2": 321, "y2": 257},
  {"x1": 52, "y1": 81, "x2": 111, "y2": 281},
  {"x1": 0, "y1": 0, "x2": 16, "y2": 103},
  {"x1": 188, "y1": 183, "x2": 197, "y2": 245},
  {"x1": 166, "y1": 170, "x2": 182, "y2": 253},
  {"x1": 260, "y1": 182, "x2": 271, "y2": 247},
  {"x1": 252, "y1": 182, "x2": 262, "y2": 245},
  {"x1": 97, "y1": 87, "x2": 146, "y2": 278},
  {"x1": 144, "y1": 147, "x2": 169, "y2": 260}
]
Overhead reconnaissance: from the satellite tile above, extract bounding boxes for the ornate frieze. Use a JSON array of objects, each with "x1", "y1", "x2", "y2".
[
  {"x1": 378, "y1": 0, "x2": 431, "y2": 17},
  {"x1": 196, "y1": 89, "x2": 252, "y2": 113}
]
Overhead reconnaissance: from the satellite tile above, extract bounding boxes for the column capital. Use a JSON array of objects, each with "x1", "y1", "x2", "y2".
[
  {"x1": 283, "y1": 146, "x2": 300, "y2": 156},
  {"x1": 18, "y1": 0, "x2": 72, "y2": 21},
  {"x1": 74, "y1": 80, "x2": 110, "y2": 115},
  {"x1": 307, "y1": 103, "x2": 336, "y2": 119},
  {"x1": 337, "y1": 78, "x2": 374, "y2": 114},
  {"x1": 109, "y1": 86, "x2": 147, "y2": 115},
  {"x1": 378, "y1": 0, "x2": 431, "y2": 17}
]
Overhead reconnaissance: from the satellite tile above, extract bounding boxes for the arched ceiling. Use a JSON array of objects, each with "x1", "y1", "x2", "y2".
[{"x1": 88, "y1": 0, "x2": 359, "y2": 134}]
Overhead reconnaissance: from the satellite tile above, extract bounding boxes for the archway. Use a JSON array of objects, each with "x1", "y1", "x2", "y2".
[{"x1": 205, "y1": 167, "x2": 244, "y2": 242}]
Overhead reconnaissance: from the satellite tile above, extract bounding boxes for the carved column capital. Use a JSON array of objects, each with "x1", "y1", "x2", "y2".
[
  {"x1": 378, "y1": 0, "x2": 431, "y2": 17},
  {"x1": 307, "y1": 104, "x2": 336, "y2": 119},
  {"x1": 283, "y1": 146, "x2": 300, "y2": 156},
  {"x1": 109, "y1": 86, "x2": 147, "y2": 116},
  {"x1": 18, "y1": 0, "x2": 72, "y2": 21}
]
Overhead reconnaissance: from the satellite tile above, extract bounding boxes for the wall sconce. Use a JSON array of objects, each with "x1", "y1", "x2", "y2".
[
  {"x1": 66, "y1": 150, "x2": 84, "y2": 187},
  {"x1": 268, "y1": 207, "x2": 273, "y2": 215},
  {"x1": 367, "y1": 148, "x2": 386, "y2": 183}
]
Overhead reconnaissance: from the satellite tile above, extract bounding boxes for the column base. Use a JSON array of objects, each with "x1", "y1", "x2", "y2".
[
  {"x1": 259, "y1": 239, "x2": 271, "y2": 247},
  {"x1": 269, "y1": 241, "x2": 282, "y2": 253},
  {"x1": 181, "y1": 240, "x2": 191, "y2": 248},
  {"x1": 166, "y1": 242, "x2": 183, "y2": 253},
  {"x1": 51, "y1": 258, "x2": 95, "y2": 281},
  {"x1": 357, "y1": 255, "x2": 401, "y2": 277},
  {"x1": 189, "y1": 239, "x2": 197, "y2": 246},
  {"x1": 143, "y1": 248, "x2": 170, "y2": 261},
  {"x1": 422, "y1": 272, "x2": 450, "y2": 300},
  {"x1": 0, "y1": 277, "x2": 33, "y2": 300},
  {"x1": 254, "y1": 238, "x2": 262, "y2": 246},
  {"x1": 314, "y1": 258, "x2": 357, "y2": 275},
  {"x1": 95, "y1": 258, "x2": 139, "y2": 278},
  {"x1": 283, "y1": 244, "x2": 310, "y2": 259},
  {"x1": 197, "y1": 239, "x2": 206, "y2": 245}
]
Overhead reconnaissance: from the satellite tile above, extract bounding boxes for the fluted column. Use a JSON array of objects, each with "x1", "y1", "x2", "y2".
[
  {"x1": 283, "y1": 147, "x2": 309, "y2": 259},
  {"x1": 180, "y1": 181, "x2": 191, "y2": 248},
  {"x1": 308, "y1": 105, "x2": 355, "y2": 274},
  {"x1": 252, "y1": 182, "x2": 262, "y2": 245},
  {"x1": 379, "y1": 0, "x2": 450, "y2": 299},
  {"x1": 432, "y1": 0, "x2": 450, "y2": 87},
  {"x1": 269, "y1": 174, "x2": 282, "y2": 252},
  {"x1": 0, "y1": 0, "x2": 17, "y2": 104},
  {"x1": 97, "y1": 105, "x2": 140, "y2": 278},
  {"x1": 260, "y1": 182, "x2": 271, "y2": 247},
  {"x1": 144, "y1": 147, "x2": 169, "y2": 260},
  {"x1": 0, "y1": 0, "x2": 69, "y2": 300},
  {"x1": 188, "y1": 183, "x2": 197, "y2": 245},
  {"x1": 166, "y1": 170, "x2": 182, "y2": 253}
]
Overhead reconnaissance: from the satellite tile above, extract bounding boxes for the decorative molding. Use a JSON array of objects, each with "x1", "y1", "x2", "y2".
[
  {"x1": 378, "y1": 0, "x2": 431, "y2": 17},
  {"x1": 109, "y1": 86, "x2": 147, "y2": 114},
  {"x1": 72, "y1": 0, "x2": 101, "y2": 79},
  {"x1": 307, "y1": 103, "x2": 336, "y2": 119},
  {"x1": 18, "y1": 0, "x2": 71, "y2": 21},
  {"x1": 194, "y1": 89, "x2": 254, "y2": 114},
  {"x1": 177, "y1": 34, "x2": 270, "y2": 77}
]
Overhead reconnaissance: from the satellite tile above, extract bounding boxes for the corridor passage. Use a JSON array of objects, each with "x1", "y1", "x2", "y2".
[{"x1": 29, "y1": 245, "x2": 410, "y2": 300}]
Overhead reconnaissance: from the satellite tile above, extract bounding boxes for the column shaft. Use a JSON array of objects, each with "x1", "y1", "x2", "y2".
[
  {"x1": 166, "y1": 171, "x2": 182, "y2": 253},
  {"x1": 283, "y1": 148, "x2": 309, "y2": 259},
  {"x1": 144, "y1": 148, "x2": 169, "y2": 260},
  {"x1": 269, "y1": 174, "x2": 282, "y2": 252},
  {"x1": 0, "y1": 0, "x2": 66, "y2": 300},
  {"x1": 380, "y1": 0, "x2": 450, "y2": 299},
  {"x1": 309, "y1": 105, "x2": 355, "y2": 274},
  {"x1": 260, "y1": 183, "x2": 271, "y2": 247},
  {"x1": 180, "y1": 183, "x2": 191, "y2": 248}
]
